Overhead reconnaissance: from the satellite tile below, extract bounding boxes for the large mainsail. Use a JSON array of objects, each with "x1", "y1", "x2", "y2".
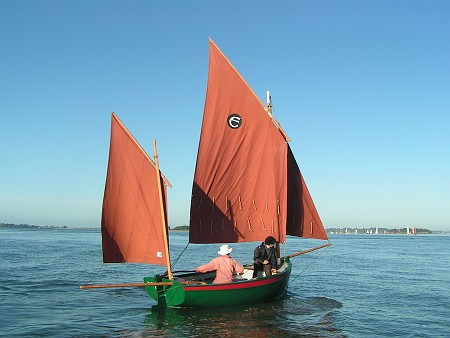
[
  {"x1": 189, "y1": 39, "x2": 287, "y2": 244},
  {"x1": 286, "y1": 145, "x2": 327, "y2": 240},
  {"x1": 101, "y1": 113, "x2": 171, "y2": 264},
  {"x1": 189, "y1": 39, "x2": 327, "y2": 244}
]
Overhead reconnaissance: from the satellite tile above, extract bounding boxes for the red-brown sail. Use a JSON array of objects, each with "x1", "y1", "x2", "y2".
[
  {"x1": 189, "y1": 39, "x2": 327, "y2": 244},
  {"x1": 189, "y1": 40, "x2": 287, "y2": 244},
  {"x1": 286, "y1": 145, "x2": 327, "y2": 240},
  {"x1": 101, "y1": 113, "x2": 171, "y2": 264}
]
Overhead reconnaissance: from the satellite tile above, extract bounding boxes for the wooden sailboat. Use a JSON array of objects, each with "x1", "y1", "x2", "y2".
[{"x1": 81, "y1": 39, "x2": 330, "y2": 309}]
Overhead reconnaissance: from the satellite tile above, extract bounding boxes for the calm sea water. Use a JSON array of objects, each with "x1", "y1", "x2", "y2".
[{"x1": 1, "y1": 228, "x2": 449, "y2": 337}]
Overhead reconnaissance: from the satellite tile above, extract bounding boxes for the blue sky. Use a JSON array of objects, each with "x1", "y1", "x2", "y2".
[{"x1": 1, "y1": 1, "x2": 449, "y2": 230}]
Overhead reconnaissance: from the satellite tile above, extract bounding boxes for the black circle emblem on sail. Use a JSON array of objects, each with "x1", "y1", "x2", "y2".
[{"x1": 227, "y1": 114, "x2": 242, "y2": 129}]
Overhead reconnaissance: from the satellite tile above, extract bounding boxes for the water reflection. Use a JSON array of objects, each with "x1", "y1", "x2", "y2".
[{"x1": 143, "y1": 294, "x2": 344, "y2": 337}]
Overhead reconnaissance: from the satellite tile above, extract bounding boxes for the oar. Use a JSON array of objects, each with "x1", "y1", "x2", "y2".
[
  {"x1": 285, "y1": 243, "x2": 332, "y2": 259},
  {"x1": 80, "y1": 282, "x2": 174, "y2": 289}
]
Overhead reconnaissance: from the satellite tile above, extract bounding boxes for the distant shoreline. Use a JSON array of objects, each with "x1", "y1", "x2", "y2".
[
  {"x1": 0, "y1": 223, "x2": 188, "y2": 232},
  {"x1": 1, "y1": 223, "x2": 448, "y2": 234}
]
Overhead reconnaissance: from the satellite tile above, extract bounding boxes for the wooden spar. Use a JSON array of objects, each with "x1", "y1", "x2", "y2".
[
  {"x1": 80, "y1": 282, "x2": 174, "y2": 289},
  {"x1": 111, "y1": 113, "x2": 172, "y2": 188},
  {"x1": 286, "y1": 243, "x2": 331, "y2": 259},
  {"x1": 153, "y1": 140, "x2": 173, "y2": 280}
]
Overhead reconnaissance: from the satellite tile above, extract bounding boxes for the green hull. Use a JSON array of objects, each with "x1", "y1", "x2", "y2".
[{"x1": 144, "y1": 259, "x2": 292, "y2": 308}]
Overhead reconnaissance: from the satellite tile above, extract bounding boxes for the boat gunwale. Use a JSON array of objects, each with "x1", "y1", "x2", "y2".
[{"x1": 181, "y1": 260, "x2": 292, "y2": 291}]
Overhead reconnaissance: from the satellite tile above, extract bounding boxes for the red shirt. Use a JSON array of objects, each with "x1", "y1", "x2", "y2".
[{"x1": 195, "y1": 255, "x2": 244, "y2": 284}]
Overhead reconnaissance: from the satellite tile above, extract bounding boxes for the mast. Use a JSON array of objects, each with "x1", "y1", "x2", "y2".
[
  {"x1": 264, "y1": 90, "x2": 291, "y2": 142},
  {"x1": 268, "y1": 90, "x2": 282, "y2": 263},
  {"x1": 266, "y1": 91, "x2": 272, "y2": 116},
  {"x1": 153, "y1": 140, "x2": 173, "y2": 280}
]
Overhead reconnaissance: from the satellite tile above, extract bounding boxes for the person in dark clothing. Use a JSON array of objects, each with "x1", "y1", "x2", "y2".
[{"x1": 252, "y1": 236, "x2": 278, "y2": 278}]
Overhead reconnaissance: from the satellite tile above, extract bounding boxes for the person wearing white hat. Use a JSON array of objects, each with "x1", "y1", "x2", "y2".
[{"x1": 195, "y1": 244, "x2": 244, "y2": 284}]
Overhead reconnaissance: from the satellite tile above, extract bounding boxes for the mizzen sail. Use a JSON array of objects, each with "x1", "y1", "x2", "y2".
[{"x1": 101, "y1": 113, "x2": 171, "y2": 264}]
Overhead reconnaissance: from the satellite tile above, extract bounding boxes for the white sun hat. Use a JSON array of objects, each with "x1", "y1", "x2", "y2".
[{"x1": 217, "y1": 244, "x2": 233, "y2": 255}]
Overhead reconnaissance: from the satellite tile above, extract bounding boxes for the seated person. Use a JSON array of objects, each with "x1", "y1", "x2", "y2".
[
  {"x1": 252, "y1": 236, "x2": 277, "y2": 278},
  {"x1": 195, "y1": 244, "x2": 244, "y2": 284}
]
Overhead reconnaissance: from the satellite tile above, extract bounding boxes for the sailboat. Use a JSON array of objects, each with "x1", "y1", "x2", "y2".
[{"x1": 81, "y1": 39, "x2": 330, "y2": 308}]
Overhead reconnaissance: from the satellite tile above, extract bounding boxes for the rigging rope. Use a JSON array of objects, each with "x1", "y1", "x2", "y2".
[
  {"x1": 170, "y1": 242, "x2": 190, "y2": 270},
  {"x1": 82, "y1": 263, "x2": 105, "y2": 285},
  {"x1": 288, "y1": 244, "x2": 330, "y2": 286}
]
